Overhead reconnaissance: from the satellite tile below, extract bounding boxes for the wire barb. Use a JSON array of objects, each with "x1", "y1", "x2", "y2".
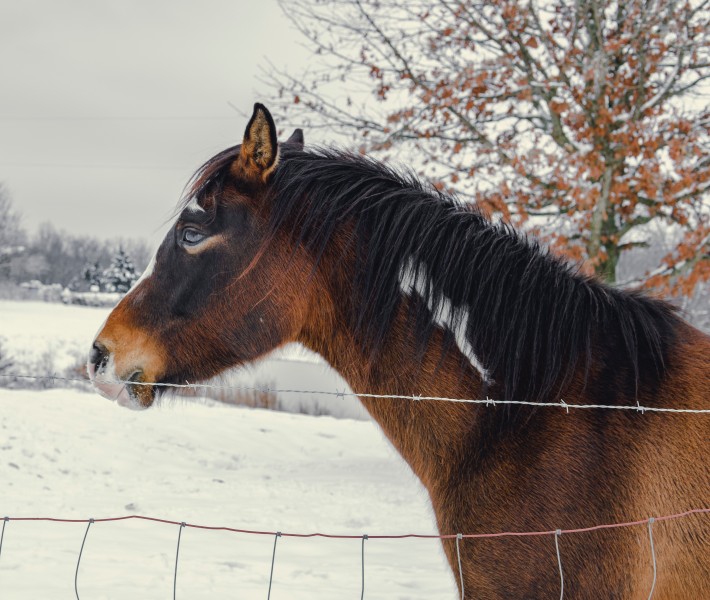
[{"x1": 75, "y1": 518, "x2": 93, "y2": 600}]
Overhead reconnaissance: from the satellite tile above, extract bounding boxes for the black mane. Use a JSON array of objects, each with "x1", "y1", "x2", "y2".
[{"x1": 191, "y1": 146, "x2": 681, "y2": 404}]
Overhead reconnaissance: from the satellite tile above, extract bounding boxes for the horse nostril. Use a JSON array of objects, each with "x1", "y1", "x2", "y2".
[{"x1": 89, "y1": 342, "x2": 109, "y2": 373}]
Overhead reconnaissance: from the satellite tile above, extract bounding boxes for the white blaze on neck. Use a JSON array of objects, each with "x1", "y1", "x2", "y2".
[{"x1": 399, "y1": 258, "x2": 491, "y2": 383}]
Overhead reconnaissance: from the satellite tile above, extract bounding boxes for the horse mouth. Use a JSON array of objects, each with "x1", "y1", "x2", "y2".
[{"x1": 91, "y1": 368, "x2": 156, "y2": 411}]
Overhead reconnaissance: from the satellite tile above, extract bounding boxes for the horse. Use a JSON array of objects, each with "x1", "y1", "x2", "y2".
[{"x1": 88, "y1": 103, "x2": 709, "y2": 598}]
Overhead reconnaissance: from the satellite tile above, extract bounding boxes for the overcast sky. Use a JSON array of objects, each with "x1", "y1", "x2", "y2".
[{"x1": 0, "y1": 0, "x2": 309, "y2": 244}]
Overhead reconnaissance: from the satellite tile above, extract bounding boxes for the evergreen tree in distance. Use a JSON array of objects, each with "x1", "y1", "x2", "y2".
[{"x1": 101, "y1": 247, "x2": 138, "y2": 293}]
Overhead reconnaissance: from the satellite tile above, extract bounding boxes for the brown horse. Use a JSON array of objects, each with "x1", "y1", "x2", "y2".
[{"x1": 88, "y1": 104, "x2": 709, "y2": 598}]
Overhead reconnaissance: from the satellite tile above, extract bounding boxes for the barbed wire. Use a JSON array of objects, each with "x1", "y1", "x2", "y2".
[{"x1": 1, "y1": 373, "x2": 709, "y2": 414}]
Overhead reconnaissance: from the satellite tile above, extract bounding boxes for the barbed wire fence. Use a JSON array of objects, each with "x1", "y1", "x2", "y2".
[
  {"x1": 2, "y1": 373, "x2": 710, "y2": 414},
  {"x1": 0, "y1": 372, "x2": 708, "y2": 597}
]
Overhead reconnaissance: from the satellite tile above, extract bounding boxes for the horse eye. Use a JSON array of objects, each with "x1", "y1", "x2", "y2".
[{"x1": 181, "y1": 228, "x2": 207, "y2": 246}]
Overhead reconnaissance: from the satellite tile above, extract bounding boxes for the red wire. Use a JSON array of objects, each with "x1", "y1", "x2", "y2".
[{"x1": 4, "y1": 507, "x2": 708, "y2": 540}]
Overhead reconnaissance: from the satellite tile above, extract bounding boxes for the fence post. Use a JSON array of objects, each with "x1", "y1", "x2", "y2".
[
  {"x1": 267, "y1": 532, "x2": 281, "y2": 600},
  {"x1": 455, "y1": 533, "x2": 464, "y2": 600},
  {"x1": 360, "y1": 534, "x2": 368, "y2": 600},
  {"x1": 554, "y1": 529, "x2": 564, "y2": 599},
  {"x1": 0, "y1": 516, "x2": 8, "y2": 560},
  {"x1": 174, "y1": 522, "x2": 186, "y2": 600},
  {"x1": 647, "y1": 518, "x2": 657, "y2": 599},
  {"x1": 75, "y1": 518, "x2": 93, "y2": 600}
]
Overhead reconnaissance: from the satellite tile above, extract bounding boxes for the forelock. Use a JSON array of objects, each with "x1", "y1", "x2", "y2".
[{"x1": 178, "y1": 145, "x2": 241, "y2": 214}]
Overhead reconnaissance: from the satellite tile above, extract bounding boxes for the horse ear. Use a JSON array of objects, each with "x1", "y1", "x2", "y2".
[
  {"x1": 285, "y1": 128, "x2": 304, "y2": 148},
  {"x1": 238, "y1": 103, "x2": 279, "y2": 181}
]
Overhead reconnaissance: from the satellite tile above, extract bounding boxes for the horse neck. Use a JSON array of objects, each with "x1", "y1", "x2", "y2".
[{"x1": 297, "y1": 261, "x2": 488, "y2": 491}]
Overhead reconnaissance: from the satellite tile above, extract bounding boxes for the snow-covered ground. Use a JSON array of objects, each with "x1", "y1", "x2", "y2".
[
  {"x1": 0, "y1": 300, "x2": 110, "y2": 374},
  {"x1": 0, "y1": 301, "x2": 456, "y2": 598}
]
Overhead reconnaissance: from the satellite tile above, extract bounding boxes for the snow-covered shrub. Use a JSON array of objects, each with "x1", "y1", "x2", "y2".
[{"x1": 0, "y1": 336, "x2": 13, "y2": 378}]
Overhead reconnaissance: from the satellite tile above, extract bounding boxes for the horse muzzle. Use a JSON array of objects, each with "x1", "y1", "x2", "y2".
[{"x1": 87, "y1": 342, "x2": 155, "y2": 410}]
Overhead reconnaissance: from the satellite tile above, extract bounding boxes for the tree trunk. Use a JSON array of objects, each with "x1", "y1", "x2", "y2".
[{"x1": 588, "y1": 165, "x2": 618, "y2": 284}]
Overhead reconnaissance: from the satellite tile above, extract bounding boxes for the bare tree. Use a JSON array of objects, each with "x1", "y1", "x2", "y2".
[{"x1": 0, "y1": 185, "x2": 27, "y2": 279}]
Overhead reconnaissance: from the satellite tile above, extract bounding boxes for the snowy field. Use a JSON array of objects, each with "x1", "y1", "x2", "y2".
[{"x1": 0, "y1": 301, "x2": 456, "y2": 598}]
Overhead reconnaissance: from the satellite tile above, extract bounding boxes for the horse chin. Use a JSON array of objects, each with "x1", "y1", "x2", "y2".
[
  {"x1": 90, "y1": 373, "x2": 155, "y2": 411},
  {"x1": 123, "y1": 379, "x2": 156, "y2": 411},
  {"x1": 114, "y1": 387, "x2": 150, "y2": 410}
]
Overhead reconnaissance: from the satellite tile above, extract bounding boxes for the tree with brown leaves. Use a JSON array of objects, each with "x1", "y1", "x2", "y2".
[{"x1": 268, "y1": 0, "x2": 709, "y2": 295}]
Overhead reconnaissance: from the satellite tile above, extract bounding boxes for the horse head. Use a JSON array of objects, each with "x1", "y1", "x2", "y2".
[{"x1": 88, "y1": 104, "x2": 312, "y2": 409}]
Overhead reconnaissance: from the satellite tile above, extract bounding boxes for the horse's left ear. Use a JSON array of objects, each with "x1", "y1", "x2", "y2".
[
  {"x1": 285, "y1": 128, "x2": 304, "y2": 148},
  {"x1": 237, "y1": 103, "x2": 279, "y2": 181}
]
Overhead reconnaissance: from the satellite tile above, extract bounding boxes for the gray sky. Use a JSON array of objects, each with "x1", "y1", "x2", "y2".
[{"x1": 0, "y1": 0, "x2": 307, "y2": 244}]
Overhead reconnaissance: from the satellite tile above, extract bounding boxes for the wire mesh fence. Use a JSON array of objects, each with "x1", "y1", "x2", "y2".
[
  {"x1": 1, "y1": 364, "x2": 708, "y2": 597},
  {"x1": 1, "y1": 509, "x2": 708, "y2": 599}
]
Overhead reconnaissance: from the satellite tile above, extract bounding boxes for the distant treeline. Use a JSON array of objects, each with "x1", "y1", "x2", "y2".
[{"x1": 0, "y1": 186, "x2": 151, "y2": 290}]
